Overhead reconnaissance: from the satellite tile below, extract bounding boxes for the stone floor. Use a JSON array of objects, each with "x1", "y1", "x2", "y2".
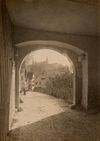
[
  {"x1": 7, "y1": 92, "x2": 100, "y2": 141},
  {"x1": 11, "y1": 92, "x2": 68, "y2": 129}
]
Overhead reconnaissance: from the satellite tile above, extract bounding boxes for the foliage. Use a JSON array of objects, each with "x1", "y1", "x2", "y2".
[
  {"x1": 44, "y1": 72, "x2": 73, "y2": 103},
  {"x1": 47, "y1": 72, "x2": 73, "y2": 89},
  {"x1": 21, "y1": 60, "x2": 73, "y2": 103}
]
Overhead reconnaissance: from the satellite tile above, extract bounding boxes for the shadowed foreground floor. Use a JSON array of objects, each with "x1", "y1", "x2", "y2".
[
  {"x1": 7, "y1": 108, "x2": 100, "y2": 141},
  {"x1": 7, "y1": 92, "x2": 100, "y2": 141}
]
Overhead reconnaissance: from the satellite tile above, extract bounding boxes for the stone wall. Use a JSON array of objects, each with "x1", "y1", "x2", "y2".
[
  {"x1": 97, "y1": 37, "x2": 100, "y2": 108},
  {"x1": 0, "y1": 1, "x2": 15, "y2": 140},
  {"x1": 97, "y1": 7, "x2": 100, "y2": 110}
]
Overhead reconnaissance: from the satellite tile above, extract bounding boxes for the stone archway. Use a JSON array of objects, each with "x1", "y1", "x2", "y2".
[
  {"x1": 19, "y1": 48, "x2": 75, "y2": 106},
  {"x1": 14, "y1": 40, "x2": 88, "y2": 112}
]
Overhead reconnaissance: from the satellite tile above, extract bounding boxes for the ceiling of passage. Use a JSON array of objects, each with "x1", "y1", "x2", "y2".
[{"x1": 6, "y1": 0, "x2": 98, "y2": 35}]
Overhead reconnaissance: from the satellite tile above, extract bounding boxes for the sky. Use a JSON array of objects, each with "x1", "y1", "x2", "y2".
[{"x1": 25, "y1": 49, "x2": 73, "y2": 69}]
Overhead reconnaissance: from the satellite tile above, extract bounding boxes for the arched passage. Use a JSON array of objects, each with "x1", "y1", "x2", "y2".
[
  {"x1": 19, "y1": 49, "x2": 75, "y2": 103},
  {"x1": 14, "y1": 40, "x2": 88, "y2": 115},
  {"x1": 9, "y1": 48, "x2": 75, "y2": 129}
]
